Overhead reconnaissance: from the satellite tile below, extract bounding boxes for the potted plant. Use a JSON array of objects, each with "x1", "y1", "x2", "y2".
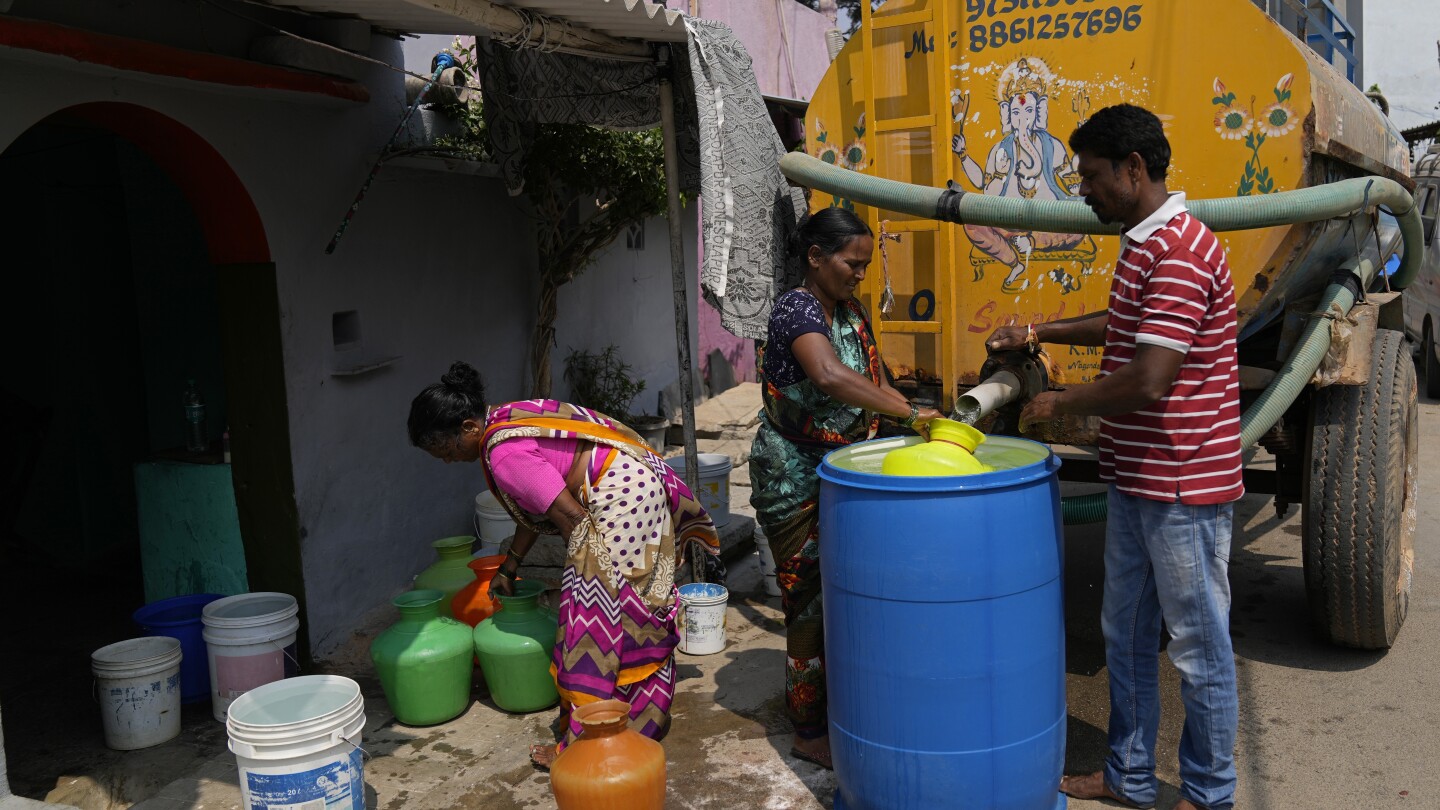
[{"x1": 564, "y1": 346, "x2": 669, "y2": 451}]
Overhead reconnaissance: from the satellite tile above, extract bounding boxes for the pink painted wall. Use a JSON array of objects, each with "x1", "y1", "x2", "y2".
[
  {"x1": 689, "y1": 0, "x2": 834, "y2": 102},
  {"x1": 674, "y1": 0, "x2": 836, "y2": 384}
]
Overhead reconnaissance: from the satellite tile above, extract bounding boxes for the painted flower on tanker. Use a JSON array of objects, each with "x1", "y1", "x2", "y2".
[
  {"x1": 1214, "y1": 105, "x2": 1251, "y2": 139},
  {"x1": 843, "y1": 112, "x2": 871, "y2": 171},
  {"x1": 1210, "y1": 76, "x2": 1250, "y2": 138},
  {"x1": 1256, "y1": 102, "x2": 1296, "y2": 137},
  {"x1": 811, "y1": 119, "x2": 841, "y2": 165},
  {"x1": 1257, "y1": 72, "x2": 1296, "y2": 138},
  {"x1": 843, "y1": 139, "x2": 870, "y2": 171}
]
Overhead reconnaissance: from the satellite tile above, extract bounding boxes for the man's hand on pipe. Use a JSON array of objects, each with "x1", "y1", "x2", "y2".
[
  {"x1": 987, "y1": 325, "x2": 1032, "y2": 352},
  {"x1": 1018, "y1": 390, "x2": 1064, "y2": 432}
]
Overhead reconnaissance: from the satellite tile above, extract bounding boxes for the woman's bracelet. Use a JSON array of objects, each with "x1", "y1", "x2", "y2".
[{"x1": 900, "y1": 401, "x2": 919, "y2": 428}]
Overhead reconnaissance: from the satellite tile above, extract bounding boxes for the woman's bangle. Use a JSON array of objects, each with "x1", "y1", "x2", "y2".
[
  {"x1": 506, "y1": 547, "x2": 524, "y2": 563},
  {"x1": 900, "y1": 401, "x2": 919, "y2": 428}
]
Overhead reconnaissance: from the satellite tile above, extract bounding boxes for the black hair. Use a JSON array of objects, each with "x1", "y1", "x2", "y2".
[
  {"x1": 1068, "y1": 104, "x2": 1171, "y2": 181},
  {"x1": 789, "y1": 207, "x2": 873, "y2": 263},
  {"x1": 408, "y1": 361, "x2": 487, "y2": 451}
]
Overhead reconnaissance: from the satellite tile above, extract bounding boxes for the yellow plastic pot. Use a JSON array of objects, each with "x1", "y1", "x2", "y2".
[{"x1": 881, "y1": 419, "x2": 992, "y2": 477}]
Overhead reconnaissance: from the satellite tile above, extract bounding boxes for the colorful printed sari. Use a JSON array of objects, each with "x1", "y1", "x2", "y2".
[
  {"x1": 481, "y1": 400, "x2": 720, "y2": 749},
  {"x1": 748, "y1": 297, "x2": 882, "y2": 739}
]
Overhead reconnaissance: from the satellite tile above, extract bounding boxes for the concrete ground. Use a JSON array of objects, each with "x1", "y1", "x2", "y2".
[{"x1": 20, "y1": 381, "x2": 1440, "y2": 808}]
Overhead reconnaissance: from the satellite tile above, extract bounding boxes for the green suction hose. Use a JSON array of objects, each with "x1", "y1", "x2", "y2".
[
  {"x1": 779, "y1": 153, "x2": 1423, "y2": 288},
  {"x1": 1061, "y1": 492, "x2": 1109, "y2": 525},
  {"x1": 778, "y1": 154, "x2": 1407, "y2": 525}
]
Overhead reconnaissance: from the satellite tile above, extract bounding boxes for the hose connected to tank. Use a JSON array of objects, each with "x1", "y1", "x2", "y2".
[
  {"x1": 778, "y1": 153, "x2": 1423, "y2": 288},
  {"x1": 1061, "y1": 258, "x2": 1375, "y2": 525},
  {"x1": 775, "y1": 153, "x2": 1407, "y2": 524}
]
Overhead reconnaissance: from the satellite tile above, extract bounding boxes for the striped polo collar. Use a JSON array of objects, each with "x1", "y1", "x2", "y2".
[{"x1": 1122, "y1": 191, "x2": 1188, "y2": 245}]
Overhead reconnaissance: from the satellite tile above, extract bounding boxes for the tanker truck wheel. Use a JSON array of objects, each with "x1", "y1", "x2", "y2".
[{"x1": 1301, "y1": 329, "x2": 1417, "y2": 649}]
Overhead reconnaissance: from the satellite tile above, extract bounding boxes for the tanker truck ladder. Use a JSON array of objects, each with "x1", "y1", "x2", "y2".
[{"x1": 856, "y1": 0, "x2": 960, "y2": 410}]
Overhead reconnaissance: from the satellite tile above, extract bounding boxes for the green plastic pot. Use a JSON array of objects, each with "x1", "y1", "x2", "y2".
[
  {"x1": 473, "y1": 580, "x2": 560, "y2": 713},
  {"x1": 413, "y1": 535, "x2": 475, "y2": 618},
  {"x1": 370, "y1": 589, "x2": 473, "y2": 726}
]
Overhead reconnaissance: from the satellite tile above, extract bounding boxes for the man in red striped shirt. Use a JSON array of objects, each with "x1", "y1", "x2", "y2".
[{"x1": 988, "y1": 104, "x2": 1241, "y2": 810}]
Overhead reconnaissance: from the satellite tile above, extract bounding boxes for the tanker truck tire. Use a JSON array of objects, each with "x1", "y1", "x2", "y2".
[
  {"x1": 1302, "y1": 329, "x2": 1417, "y2": 649},
  {"x1": 1423, "y1": 324, "x2": 1440, "y2": 400}
]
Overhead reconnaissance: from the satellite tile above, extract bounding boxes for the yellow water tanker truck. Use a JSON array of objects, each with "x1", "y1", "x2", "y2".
[{"x1": 785, "y1": 0, "x2": 1421, "y2": 649}]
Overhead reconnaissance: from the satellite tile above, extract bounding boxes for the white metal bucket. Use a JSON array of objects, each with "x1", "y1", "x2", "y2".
[
  {"x1": 202, "y1": 592, "x2": 300, "y2": 722},
  {"x1": 91, "y1": 636, "x2": 183, "y2": 750},
  {"x1": 227, "y1": 675, "x2": 367, "y2": 810},
  {"x1": 665, "y1": 453, "x2": 733, "y2": 527},
  {"x1": 474, "y1": 490, "x2": 515, "y2": 556},
  {"x1": 677, "y1": 582, "x2": 729, "y2": 655}
]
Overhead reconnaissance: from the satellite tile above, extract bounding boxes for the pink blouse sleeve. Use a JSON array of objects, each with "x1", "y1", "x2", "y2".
[{"x1": 488, "y1": 437, "x2": 568, "y2": 515}]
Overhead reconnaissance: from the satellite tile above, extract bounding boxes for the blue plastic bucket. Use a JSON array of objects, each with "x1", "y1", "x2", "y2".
[
  {"x1": 133, "y1": 593, "x2": 225, "y2": 704},
  {"x1": 819, "y1": 435, "x2": 1066, "y2": 810}
]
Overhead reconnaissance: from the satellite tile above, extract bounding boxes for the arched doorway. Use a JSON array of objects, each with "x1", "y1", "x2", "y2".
[{"x1": 0, "y1": 102, "x2": 301, "y2": 802}]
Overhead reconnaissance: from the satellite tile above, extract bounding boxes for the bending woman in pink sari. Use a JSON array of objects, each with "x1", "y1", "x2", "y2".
[{"x1": 408, "y1": 362, "x2": 720, "y2": 767}]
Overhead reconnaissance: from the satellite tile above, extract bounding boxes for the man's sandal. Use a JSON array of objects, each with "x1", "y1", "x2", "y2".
[{"x1": 1058, "y1": 772, "x2": 1143, "y2": 808}]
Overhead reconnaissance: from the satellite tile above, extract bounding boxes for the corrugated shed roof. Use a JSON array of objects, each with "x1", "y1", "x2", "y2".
[{"x1": 268, "y1": 0, "x2": 686, "y2": 43}]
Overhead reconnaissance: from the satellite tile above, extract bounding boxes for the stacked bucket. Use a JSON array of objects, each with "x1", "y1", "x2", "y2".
[{"x1": 94, "y1": 590, "x2": 303, "y2": 751}]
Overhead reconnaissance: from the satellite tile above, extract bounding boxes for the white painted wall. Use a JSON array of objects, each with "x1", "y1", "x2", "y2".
[
  {"x1": 0, "y1": 8, "x2": 544, "y2": 654},
  {"x1": 554, "y1": 212, "x2": 702, "y2": 418},
  {"x1": 1364, "y1": 0, "x2": 1440, "y2": 130}
]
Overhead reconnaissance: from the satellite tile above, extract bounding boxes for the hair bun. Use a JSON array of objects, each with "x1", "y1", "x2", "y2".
[{"x1": 440, "y1": 361, "x2": 484, "y2": 398}]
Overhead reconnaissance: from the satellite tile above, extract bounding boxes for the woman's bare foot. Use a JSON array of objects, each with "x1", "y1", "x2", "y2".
[
  {"x1": 789, "y1": 735, "x2": 833, "y2": 770},
  {"x1": 530, "y1": 743, "x2": 559, "y2": 769}
]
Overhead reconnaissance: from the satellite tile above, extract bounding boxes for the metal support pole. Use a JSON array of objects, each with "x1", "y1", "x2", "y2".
[{"x1": 659, "y1": 47, "x2": 705, "y2": 581}]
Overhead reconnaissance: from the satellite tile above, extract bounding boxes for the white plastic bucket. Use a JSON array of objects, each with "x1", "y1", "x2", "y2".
[
  {"x1": 91, "y1": 636, "x2": 183, "y2": 750},
  {"x1": 677, "y1": 582, "x2": 729, "y2": 655},
  {"x1": 753, "y1": 524, "x2": 782, "y2": 597},
  {"x1": 665, "y1": 453, "x2": 733, "y2": 527},
  {"x1": 227, "y1": 675, "x2": 367, "y2": 810},
  {"x1": 203, "y1": 592, "x2": 301, "y2": 722},
  {"x1": 474, "y1": 490, "x2": 515, "y2": 556}
]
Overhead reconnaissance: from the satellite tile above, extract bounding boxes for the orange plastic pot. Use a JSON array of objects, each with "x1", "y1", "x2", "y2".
[
  {"x1": 452, "y1": 555, "x2": 507, "y2": 627},
  {"x1": 551, "y1": 700, "x2": 666, "y2": 809}
]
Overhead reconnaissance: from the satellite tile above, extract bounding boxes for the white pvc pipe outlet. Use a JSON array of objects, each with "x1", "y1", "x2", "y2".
[{"x1": 953, "y1": 369, "x2": 1023, "y2": 422}]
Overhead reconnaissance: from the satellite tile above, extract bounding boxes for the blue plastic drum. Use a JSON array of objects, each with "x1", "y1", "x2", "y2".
[
  {"x1": 819, "y1": 435, "x2": 1066, "y2": 810},
  {"x1": 133, "y1": 593, "x2": 225, "y2": 704}
]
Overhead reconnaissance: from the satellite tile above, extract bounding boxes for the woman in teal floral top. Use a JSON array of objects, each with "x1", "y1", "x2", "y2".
[{"x1": 749, "y1": 208, "x2": 941, "y2": 769}]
